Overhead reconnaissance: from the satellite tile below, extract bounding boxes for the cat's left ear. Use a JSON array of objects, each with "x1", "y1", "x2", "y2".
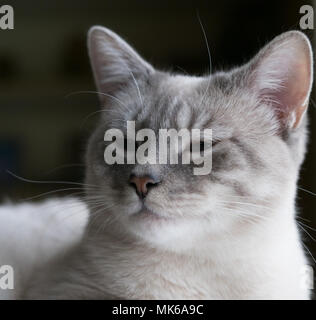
[
  {"x1": 246, "y1": 31, "x2": 313, "y2": 129},
  {"x1": 88, "y1": 26, "x2": 154, "y2": 103}
]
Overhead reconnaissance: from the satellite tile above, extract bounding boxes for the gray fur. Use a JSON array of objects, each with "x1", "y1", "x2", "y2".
[{"x1": 24, "y1": 27, "x2": 313, "y2": 299}]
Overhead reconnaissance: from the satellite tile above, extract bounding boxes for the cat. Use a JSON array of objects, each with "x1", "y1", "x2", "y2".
[{"x1": 21, "y1": 26, "x2": 313, "y2": 299}]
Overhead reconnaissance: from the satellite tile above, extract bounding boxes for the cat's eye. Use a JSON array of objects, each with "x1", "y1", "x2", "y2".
[{"x1": 190, "y1": 140, "x2": 218, "y2": 153}]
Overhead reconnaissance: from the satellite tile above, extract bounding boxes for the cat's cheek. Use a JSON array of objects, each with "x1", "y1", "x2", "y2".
[{"x1": 90, "y1": 162, "x2": 106, "y2": 177}]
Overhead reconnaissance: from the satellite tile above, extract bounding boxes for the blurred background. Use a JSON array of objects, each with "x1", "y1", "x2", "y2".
[{"x1": 0, "y1": 0, "x2": 315, "y2": 293}]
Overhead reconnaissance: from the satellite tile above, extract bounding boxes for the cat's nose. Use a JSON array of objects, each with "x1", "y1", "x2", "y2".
[{"x1": 129, "y1": 174, "x2": 160, "y2": 199}]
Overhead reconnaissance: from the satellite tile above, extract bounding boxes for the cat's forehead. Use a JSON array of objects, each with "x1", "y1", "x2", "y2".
[
  {"x1": 105, "y1": 71, "x2": 268, "y2": 140},
  {"x1": 118, "y1": 73, "x2": 220, "y2": 127},
  {"x1": 133, "y1": 74, "x2": 239, "y2": 128}
]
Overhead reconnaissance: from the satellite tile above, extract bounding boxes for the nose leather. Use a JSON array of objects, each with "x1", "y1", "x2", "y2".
[{"x1": 129, "y1": 175, "x2": 160, "y2": 198}]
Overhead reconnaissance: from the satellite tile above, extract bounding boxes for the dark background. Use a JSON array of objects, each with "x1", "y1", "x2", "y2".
[{"x1": 1, "y1": 0, "x2": 316, "y2": 293}]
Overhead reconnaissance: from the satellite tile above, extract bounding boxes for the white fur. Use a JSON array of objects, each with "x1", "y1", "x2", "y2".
[
  {"x1": 0, "y1": 198, "x2": 88, "y2": 299},
  {"x1": 0, "y1": 194, "x2": 309, "y2": 300}
]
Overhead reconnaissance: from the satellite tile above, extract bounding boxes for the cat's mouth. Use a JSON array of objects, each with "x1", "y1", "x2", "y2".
[{"x1": 132, "y1": 204, "x2": 169, "y2": 221}]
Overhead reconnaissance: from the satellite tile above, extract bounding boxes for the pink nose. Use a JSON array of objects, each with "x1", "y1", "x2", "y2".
[{"x1": 129, "y1": 175, "x2": 160, "y2": 198}]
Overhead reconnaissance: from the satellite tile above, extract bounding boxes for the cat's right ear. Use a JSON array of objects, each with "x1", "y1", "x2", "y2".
[{"x1": 88, "y1": 26, "x2": 154, "y2": 103}]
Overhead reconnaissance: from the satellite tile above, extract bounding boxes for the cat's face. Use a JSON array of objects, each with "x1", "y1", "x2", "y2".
[{"x1": 85, "y1": 27, "x2": 313, "y2": 250}]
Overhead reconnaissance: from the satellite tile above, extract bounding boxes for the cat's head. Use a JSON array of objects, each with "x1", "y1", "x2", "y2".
[{"x1": 85, "y1": 26, "x2": 313, "y2": 250}]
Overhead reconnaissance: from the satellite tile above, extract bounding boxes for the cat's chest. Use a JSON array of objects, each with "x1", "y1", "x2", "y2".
[{"x1": 97, "y1": 248, "x2": 245, "y2": 299}]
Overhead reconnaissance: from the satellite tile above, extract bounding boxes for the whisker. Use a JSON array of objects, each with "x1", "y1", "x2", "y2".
[
  {"x1": 221, "y1": 209, "x2": 259, "y2": 225},
  {"x1": 20, "y1": 188, "x2": 88, "y2": 202},
  {"x1": 65, "y1": 90, "x2": 127, "y2": 108},
  {"x1": 298, "y1": 223, "x2": 316, "y2": 242},
  {"x1": 129, "y1": 70, "x2": 144, "y2": 109},
  {"x1": 80, "y1": 108, "x2": 115, "y2": 127},
  {"x1": 86, "y1": 203, "x2": 121, "y2": 235},
  {"x1": 298, "y1": 186, "x2": 316, "y2": 197},
  {"x1": 196, "y1": 11, "x2": 212, "y2": 109},
  {"x1": 296, "y1": 216, "x2": 311, "y2": 223},
  {"x1": 176, "y1": 65, "x2": 190, "y2": 75},
  {"x1": 222, "y1": 206, "x2": 270, "y2": 223},
  {"x1": 6, "y1": 170, "x2": 98, "y2": 188},
  {"x1": 296, "y1": 220, "x2": 316, "y2": 232},
  {"x1": 44, "y1": 163, "x2": 85, "y2": 176},
  {"x1": 302, "y1": 243, "x2": 316, "y2": 265},
  {"x1": 309, "y1": 97, "x2": 316, "y2": 110},
  {"x1": 197, "y1": 11, "x2": 212, "y2": 74},
  {"x1": 217, "y1": 199, "x2": 272, "y2": 211}
]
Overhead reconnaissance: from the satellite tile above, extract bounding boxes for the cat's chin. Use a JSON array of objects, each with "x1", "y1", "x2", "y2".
[{"x1": 121, "y1": 204, "x2": 204, "y2": 250}]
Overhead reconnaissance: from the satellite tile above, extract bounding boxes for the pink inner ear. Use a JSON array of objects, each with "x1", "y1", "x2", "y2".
[
  {"x1": 274, "y1": 60, "x2": 311, "y2": 128},
  {"x1": 255, "y1": 34, "x2": 312, "y2": 129}
]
